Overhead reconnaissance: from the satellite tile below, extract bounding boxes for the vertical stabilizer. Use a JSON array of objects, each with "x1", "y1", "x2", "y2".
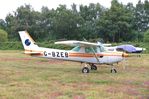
[{"x1": 18, "y1": 31, "x2": 39, "y2": 50}]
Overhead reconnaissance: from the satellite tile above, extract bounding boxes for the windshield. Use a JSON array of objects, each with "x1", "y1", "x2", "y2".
[
  {"x1": 99, "y1": 46, "x2": 105, "y2": 52},
  {"x1": 71, "y1": 46, "x2": 81, "y2": 52}
]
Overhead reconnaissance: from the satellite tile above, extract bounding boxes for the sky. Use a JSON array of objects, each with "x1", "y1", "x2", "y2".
[{"x1": 0, "y1": 0, "x2": 145, "y2": 19}]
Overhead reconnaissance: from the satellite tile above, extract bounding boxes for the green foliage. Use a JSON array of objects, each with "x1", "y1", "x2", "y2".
[
  {"x1": 97, "y1": 0, "x2": 134, "y2": 42},
  {"x1": 0, "y1": 19, "x2": 6, "y2": 30},
  {"x1": 1, "y1": 0, "x2": 149, "y2": 43},
  {"x1": 134, "y1": 0, "x2": 149, "y2": 32},
  {"x1": 0, "y1": 29, "x2": 8, "y2": 42},
  {"x1": 0, "y1": 42, "x2": 72, "y2": 50},
  {"x1": 0, "y1": 42, "x2": 23, "y2": 50},
  {"x1": 144, "y1": 29, "x2": 149, "y2": 42}
]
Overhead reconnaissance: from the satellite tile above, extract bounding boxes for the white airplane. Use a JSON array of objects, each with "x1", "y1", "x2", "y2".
[
  {"x1": 18, "y1": 31, "x2": 129, "y2": 73},
  {"x1": 105, "y1": 44, "x2": 146, "y2": 53}
]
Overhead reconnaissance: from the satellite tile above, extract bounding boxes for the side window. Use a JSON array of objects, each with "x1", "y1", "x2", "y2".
[
  {"x1": 85, "y1": 47, "x2": 91, "y2": 53},
  {"x1": 71, "y1": 46, "x2": 81, "y2": 52},
  {"x1": 85, "y1": 47, "x2": 97, "y2": 53}
]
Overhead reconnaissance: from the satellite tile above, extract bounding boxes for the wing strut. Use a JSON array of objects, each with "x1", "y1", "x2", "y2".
[{"x1": 90, "y1": 47, "x2": 100, "y2": 63}]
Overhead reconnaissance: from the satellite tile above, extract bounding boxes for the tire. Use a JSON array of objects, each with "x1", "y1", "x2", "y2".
[
  {"x1": 113, "y1": 69, "x2": 117, "y2": 73},
  {"x1": 82, "y1": 67, "x2": 90, "y2": 73},
  {"x1": 111, "y1": 69, "x2": 117, "y2": 73},
  {"x1": 91, "y1": 64, "x2": 97, "y2": 70}
]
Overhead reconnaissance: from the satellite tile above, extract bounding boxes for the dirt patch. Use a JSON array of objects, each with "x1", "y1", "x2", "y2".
[
  {"x1": 73, "y1": 95, "x2": 86, "y2": 99},
  {"x1": 106, "y1": 85, "x2": 139, "y2": 96},
  {"x1": 62, "y1": 82, "x2": 91, "y2": 90},
  {"x1": 36, "y1": 59, "x2": 64, "y2": 64},
  {"x1": 143, "y1": 81, "x2": 149, "y2": 88},
  {"x1": 50, "y1": 92, "x2": 63, "y2": 99},
  {"x1": 139, "y1": 95, "x2": 149, "y2": 99}
]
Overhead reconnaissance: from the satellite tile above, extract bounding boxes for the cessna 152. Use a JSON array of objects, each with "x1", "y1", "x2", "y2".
[{"x1": 19, "y1": 31, "x2": 129, "y2": 73}]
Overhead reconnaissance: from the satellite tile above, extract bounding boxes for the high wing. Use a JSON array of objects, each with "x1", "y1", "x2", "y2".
[
  {"x1": 55, "y1": 40, "x2": 100, "y2": 47},
  {"x1": 55, "y1": 40, "x2": 100, "y2": 62}
]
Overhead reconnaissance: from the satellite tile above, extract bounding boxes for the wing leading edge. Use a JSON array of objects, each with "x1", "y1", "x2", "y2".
[{"x1": 55, "y1": 40, "x2": 100, "y2": 47}]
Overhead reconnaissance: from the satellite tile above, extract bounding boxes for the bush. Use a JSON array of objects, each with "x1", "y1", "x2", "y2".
[
  {"x1": 0, "y1": 29, "x2": 8, "y2": 42},
  {"x1": 0, "y1": 42, "x2": 23, "y2": 50}
]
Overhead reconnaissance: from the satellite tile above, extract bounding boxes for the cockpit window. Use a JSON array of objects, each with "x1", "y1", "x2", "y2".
[
  {"x1": 95, "y1": 46, "x2": 105, "y2": 53},
  {"x1": 71, "y1": 46, "x2": 81, "y2": 52},
  {"x1": 85, "y1": 47, "x2": 97, "y2": 53},
  {"x1": 71, "y1": 46, "x2": 105, "y2": 53}
]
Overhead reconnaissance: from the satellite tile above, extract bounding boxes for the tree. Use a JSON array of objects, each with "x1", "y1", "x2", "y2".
[
  {"x1": 144, "y1": 29, "x2": 149, "y2": 42},
  {"x1": 3, "y1": 2, "x2": 148, "y2": 42},
  {"x1": 134, "y1": 0, "x2": 149, "y2": 32},
  {"x1": 97, "y1": 0, "x2": 134, "y2": 42},
  {"x1": 79, "y1": 3, "x2": 105, "y2": 40},
  {"x1": 0, "y1": 19, "x2": 6, "y2": 30},
  {"x1": 50, "y1": 5, "x2": 83, "y2": 40},
  {"x1": 0, "y1": 29, "x2": 8, "y2": 42}
]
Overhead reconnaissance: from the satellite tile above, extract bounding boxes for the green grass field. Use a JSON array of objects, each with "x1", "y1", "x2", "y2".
[{"x1": 0, "y1": 50, "x2": 149, "y2": 99}]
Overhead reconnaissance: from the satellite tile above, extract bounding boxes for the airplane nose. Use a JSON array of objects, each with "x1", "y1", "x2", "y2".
[{"x1": 122, "y1": 52, "x2": 129, "y2": 57}]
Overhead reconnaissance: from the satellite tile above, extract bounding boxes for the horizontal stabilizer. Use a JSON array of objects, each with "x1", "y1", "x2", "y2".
[{"x1": 24, "y1": 51, "x2": 43, "y2": 55}]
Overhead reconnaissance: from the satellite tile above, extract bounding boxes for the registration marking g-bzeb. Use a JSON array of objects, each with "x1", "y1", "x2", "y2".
[{"x1": 44, "y1": 51, "x2": 68, "y2": 58}]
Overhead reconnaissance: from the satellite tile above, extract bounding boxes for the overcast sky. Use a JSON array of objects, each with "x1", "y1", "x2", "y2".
[{"x1": 0, "y1": 0, "x2": 144, "y2": 19}]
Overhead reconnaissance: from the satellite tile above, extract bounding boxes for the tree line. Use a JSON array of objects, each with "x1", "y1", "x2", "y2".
[{"x1": 0, "y1": 0, "x2": 149, "y2": 42}]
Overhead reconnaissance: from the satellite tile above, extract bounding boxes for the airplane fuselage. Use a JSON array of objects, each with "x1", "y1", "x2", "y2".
[{"x1": 25, "y1": 47, "x2": 124, "y2": 64}]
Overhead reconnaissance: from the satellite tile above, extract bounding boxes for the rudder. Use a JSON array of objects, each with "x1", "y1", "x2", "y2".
[{"x1": 18, "y1": 31, "x2": 39, "y2": 50}]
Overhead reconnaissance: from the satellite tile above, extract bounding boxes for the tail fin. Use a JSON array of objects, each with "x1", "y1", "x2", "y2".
[{"x1": 18, "y1": 31, "x2": 39, "y2": 50}]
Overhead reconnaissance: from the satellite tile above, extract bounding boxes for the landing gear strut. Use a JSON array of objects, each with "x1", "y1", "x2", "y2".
[
  {"x1": 89, "y1": 64, "x2": 97, "y2": 70},
  {"x1": 110, "y1": 64, "x2": 117, "y2": 73}
]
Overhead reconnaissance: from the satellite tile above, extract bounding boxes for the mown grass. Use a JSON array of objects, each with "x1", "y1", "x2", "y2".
[{"x1": 0, "y1": 50, "x2": 149, "y2": 99}]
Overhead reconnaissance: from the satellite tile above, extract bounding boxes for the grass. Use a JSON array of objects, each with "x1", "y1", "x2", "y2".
[{"x1": 0, "y1": 50, "x2": 149, "y2": 99}]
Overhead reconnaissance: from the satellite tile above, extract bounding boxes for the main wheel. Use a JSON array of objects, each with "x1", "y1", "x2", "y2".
[
  {"x1": 91, "y1": 64, "x2": 97, "y2": 70},
  {"x1": 82, "y1": 67, "x2": 90, "y2": 73},
  {"x1": 110, "y1": 69, "x2": 117, "y2": 73}
]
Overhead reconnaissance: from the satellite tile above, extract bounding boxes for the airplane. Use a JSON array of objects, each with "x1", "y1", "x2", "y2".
[
  {"x1": 18, "y1": 31, "x2": 129, "y2": 73},
  {"x1": 104, "y1": 44, "x2": 146, "y2": 53}
]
